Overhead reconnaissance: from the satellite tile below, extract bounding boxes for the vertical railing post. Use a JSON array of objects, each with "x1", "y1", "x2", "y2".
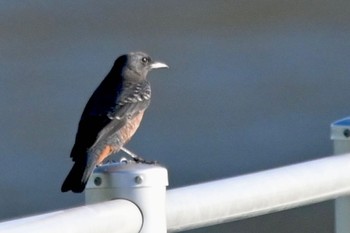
[
  {"x1": 85, "y1": 160, "x2": 168, "y2": 233},
  {"x1": 331, "y1": 117, "x2": 350, "y2": 233}
]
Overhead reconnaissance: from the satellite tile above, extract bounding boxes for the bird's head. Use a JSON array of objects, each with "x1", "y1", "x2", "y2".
[{"x1": 121, "y1": 51, "x2": 168, "y2": 80}]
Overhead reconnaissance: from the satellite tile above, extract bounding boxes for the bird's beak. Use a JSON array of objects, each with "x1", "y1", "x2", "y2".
[{"x1": 150, "y1": 61, "x2": 169, "y2": 69}]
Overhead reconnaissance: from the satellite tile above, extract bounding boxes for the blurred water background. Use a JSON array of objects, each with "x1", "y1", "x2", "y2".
[{"x1": 1, "y1": 1, "x2": 350, "y2": 232}]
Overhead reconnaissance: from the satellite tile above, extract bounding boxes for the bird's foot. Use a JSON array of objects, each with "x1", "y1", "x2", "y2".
[
  {"x1": 132, "y1": 156, "x2": 158, "y2": 165},
  {"x1": 120, "y1": 146, "x2": 157, "y2": 165}
]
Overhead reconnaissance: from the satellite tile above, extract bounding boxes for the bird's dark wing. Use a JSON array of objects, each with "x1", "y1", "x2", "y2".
[
  {"x1": 69, "y1": 75, "x2": 123, "y2": 160},
  {"x1": 79, "y1": 81, "x2": 151, "y2": 184},
  {"x1": 70, "y1": 80, "x2": 151, "y2": 160},
  {"x1": 90, "y1": 81, "x2": 151, "y2": 149}
]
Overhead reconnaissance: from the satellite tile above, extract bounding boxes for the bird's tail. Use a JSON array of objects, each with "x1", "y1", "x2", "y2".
[
  {"x1": 61, "y1": 144, "x2": 113, "y2": 193},
  {"x1": 61, "y1": 161, "x2": 89, "y2": 193}
]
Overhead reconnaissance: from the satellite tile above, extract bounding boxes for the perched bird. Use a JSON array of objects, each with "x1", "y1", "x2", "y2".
[{"x1": 61, "y1": 52, "x2": 168, "y2": 193}]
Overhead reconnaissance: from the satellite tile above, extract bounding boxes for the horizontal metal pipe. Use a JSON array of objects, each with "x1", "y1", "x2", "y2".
[
  {"x1": 0, "y1": 199, "x2": 142, "y2": 233},
  {"x1": 166, "y1": 153, "x2": 350, "y2": 232},
  {"x1": 2, "y1": 154, "x2": 350, "y2": 232}
]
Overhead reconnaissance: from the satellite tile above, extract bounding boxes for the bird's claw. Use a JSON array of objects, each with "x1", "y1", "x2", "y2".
[
  {"x1": 120, "y1": 146, "x2": 157, "y2": 164},
  {"x1": 132, "y1": 156, "x2": 157, "y2": 165}
]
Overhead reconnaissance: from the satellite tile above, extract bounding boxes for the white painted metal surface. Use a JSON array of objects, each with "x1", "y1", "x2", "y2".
[
  {"x1": 2, "y1": 148, "x2": 350, "y2": 232},
  {"x1": 166, "y1": 153, "x2": 350, "y2": 232},
  {"x1": 0, "y1": 199, "x2": 142, "y2": 233},
  {"x1": 85, "y1": 161, "x2": 168, "y2": 233},
  {"x1": 331, "y1": 117, "x2": 350, "y2": 233}
]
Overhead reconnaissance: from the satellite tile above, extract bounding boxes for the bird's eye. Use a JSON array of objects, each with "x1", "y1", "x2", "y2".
[{"x1": 141, "y1": 57, "x2": 149, "y2": 63}]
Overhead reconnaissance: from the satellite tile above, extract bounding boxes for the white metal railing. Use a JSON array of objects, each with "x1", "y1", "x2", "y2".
[
  {"x1": 166, "y1": 153, "x2": 350, "y2": 232},
  {"x1": 2, "y1": 154, "x2": 350, "y2": 233},
  {"x1": 1, "y1": 117, "x2": 350, "y2": 233},
  {"x1": 331, "y1": 117, "x2": 350, "y2": 233},
  {"x1": 0, "y1": 200, "x2": 142, "y2": 233}
]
